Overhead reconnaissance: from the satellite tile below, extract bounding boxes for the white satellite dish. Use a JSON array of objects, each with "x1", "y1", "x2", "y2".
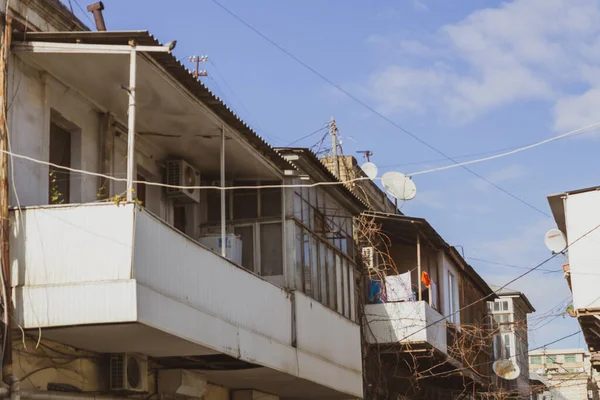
[
  {"x1": 544, "y1": 228, "x2": 567, "y2": 254},
  {"x1": 493, "y1": 359, "x2": 520, "y2": 380},
  {"x1": 361, "y1": 162, "x2": 378, "y2": 180},
  {"x1": 381, "y1": 171, "x2": 417, "y2": 201}
]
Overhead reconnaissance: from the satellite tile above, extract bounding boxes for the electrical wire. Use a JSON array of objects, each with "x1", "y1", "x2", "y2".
[
  {"x1": 407, "y1": 121, "x2": 600, "y2": 177},
  {"x1": 207, "y1": 0, "x2": 552, "y2": 218},
  {"x1": 0, "y1": 148, "x2": 372, "y2": 191},
  {"x1": 286, "y1": 125, "x2": 329, "y2": 147},
  {"x1": 71, "y1": 0, "x2": 94, "y2": 26},
  {"x1": 208, "y1": 60, "x2": 287, "y2": 144},
  {"x1": 394, "y1": 221, "x2": 600, "y2": 345},
  {"x1": 379, "y1": 126, "x2": 600, "y2": 170}
]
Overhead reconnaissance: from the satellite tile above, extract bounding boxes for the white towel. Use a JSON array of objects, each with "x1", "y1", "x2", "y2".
[{"x1": 385, "y1": 272, "x2": 412, "y2": 302}]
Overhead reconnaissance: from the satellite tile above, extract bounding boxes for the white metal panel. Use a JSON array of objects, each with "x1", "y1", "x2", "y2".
[
  {"x1": 10, "y1": 203, "x2": 135, "y2": 287},
  {"x1": 364, "y1": 301, "x2": 447, "y2": 354},
  {"x1": 294, "y1": 292, "x2": 362, "y2": 373},
  {"x1": 136, "y1": 283, "x2": 241, "y2": 358},
  {"x1": 133, "y1": 210, "x2": 293, "y2": 345},
  {"x1": 296, "y1": 349, "x2": 363, "y2": 399},
  {"x1": 14, "y1": 280, "x2": 137, "y2": 328},
  {"x1": 565, "y1": 191, "x2": 600, "y2": 310}
]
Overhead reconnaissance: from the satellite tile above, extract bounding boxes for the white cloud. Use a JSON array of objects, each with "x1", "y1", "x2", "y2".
[
  {"x1": 413, "y1": 0, "x2": 429, "y2": 13},
  {"x1": 364, "y1": 0, "x2": 600, "y2": 125},
  {"x1": 553, "y1": 88, "x2": 600, "y2": 132}
]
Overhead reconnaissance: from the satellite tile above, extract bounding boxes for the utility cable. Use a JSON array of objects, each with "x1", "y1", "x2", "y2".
[
  {"x1": 394, "y1": 221, "x2": 600, "y2": 345},
  {"x1": 286, "y1": 125, "x2": 329, "y2": 147},
  {"x1": 208, "y1": 0, "x2": 552, "y2": 218},
  {"x1": 407, "y1": 121, "x2": 600, "y2": 177}
]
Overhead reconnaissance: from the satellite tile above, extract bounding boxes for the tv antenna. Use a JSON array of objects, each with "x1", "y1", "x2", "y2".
[
  {"x1": 544, "y1": 228, "x2": 567, "y2": 254},
  {"x1": 382, "y1": 171, "x2": 417, "y2": 201},
  {"x1": 189, "y1": 55, "x2": 209, "y2": 78},
  {"x1": 357, "y1": 150, "x2": 373, "y2": 162}
]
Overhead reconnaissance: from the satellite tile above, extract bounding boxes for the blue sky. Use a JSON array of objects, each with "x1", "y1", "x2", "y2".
[{"x1": 65, "y1": 0, "x2": 600, "y2": 349}]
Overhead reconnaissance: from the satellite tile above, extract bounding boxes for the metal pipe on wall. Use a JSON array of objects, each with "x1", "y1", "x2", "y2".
[{"x1": 125, "y1": 43, "x2": 137, "y2": 202}]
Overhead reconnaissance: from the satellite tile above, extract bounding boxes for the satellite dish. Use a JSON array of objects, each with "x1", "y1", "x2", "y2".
[
  {"x1": 493, "y1": 359, "x2": 520, "y2": 380},
  {"x1": 381, "y1": 171, "x2": 417, "y2": 201},
  {"x1": 361, "y1": 162, "x2": 378, "y2": 180},
  {"x1": 544, "y1": 228, "x2": 567, "y2": 254}
]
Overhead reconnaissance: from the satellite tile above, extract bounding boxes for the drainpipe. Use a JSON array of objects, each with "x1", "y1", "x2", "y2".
[{"x1": 86, "y1": 2, "x2": 106, "y2": 32}]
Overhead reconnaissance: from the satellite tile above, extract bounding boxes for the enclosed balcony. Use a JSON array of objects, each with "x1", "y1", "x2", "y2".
[{"x1": 10, "y1": 203, "x2": 363, "y2": 399}]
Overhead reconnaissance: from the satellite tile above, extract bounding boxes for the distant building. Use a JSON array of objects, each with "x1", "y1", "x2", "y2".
[
  {"x1": 487, "y1": 285, "x2": 535, "y2": 397},
  {"x1": 529, "y1": 349, "x2": 600, "y2": 399}
]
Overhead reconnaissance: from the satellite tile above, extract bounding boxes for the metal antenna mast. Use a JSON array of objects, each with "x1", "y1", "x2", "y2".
[{"x1": 188, "y1": 55, "x2": 209, "y2": 78}]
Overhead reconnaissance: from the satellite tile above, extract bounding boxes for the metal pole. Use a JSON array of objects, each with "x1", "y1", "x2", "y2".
[
  {"x1": 126, "y1": 42, "x2": 137, "y2": 202},
  {"x1": 417, "y1": 233, "x2": 422, "y2": 301},
  {"x1": 330, "y1": 117, "x2": 339, "y2": 178},
  {"x1": 220, "y1": 123, "x2": 226, "y2": 257}
]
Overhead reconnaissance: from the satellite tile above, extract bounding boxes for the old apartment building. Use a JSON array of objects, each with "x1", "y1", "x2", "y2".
[
  {"x1": 547, "y1": 187, "x2": 600, "y2": 374},
  {"x1": 529, "y1": 349, "x2": 600, "y2": 399},
  {"x1": 0, "y1": 1, "x2": 364, "y2": 399},
  {"x1": 0, "y1": 1, "x2": 533, "y2": 399},
  {"x1": 488, "y1": 286, "x2": 535, "y2": 397}
]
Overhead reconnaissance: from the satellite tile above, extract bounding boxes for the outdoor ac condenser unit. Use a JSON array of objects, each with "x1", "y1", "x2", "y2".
[
  {"x1": 166, "y1": 159, "x2": 201, "y2": 203},
  {"x1": 110, "y1": 353, "x2": 148, "y2": 393}
]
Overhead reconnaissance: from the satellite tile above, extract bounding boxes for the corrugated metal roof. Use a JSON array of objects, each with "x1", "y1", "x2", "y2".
[
  {"x1": 274, "y1": 147, "x2": 368, "y2": 210},
  {"x1": 363, "y1": 211, "x2": 496, "y2": 297},
  {"x1": 13, "y1": 30, "x2": 293, "y2": 172}
]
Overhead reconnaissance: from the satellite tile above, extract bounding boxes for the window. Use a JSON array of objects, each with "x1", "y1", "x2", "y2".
[
  {"x1": 233, "y1": 189, "x2": 258, "y2": 220},
  {"x1": 503, "y1": 334, "x2": 511, "y2": 358},
  {"x1": 547, "y1": 355, "x2": 557, "y2": 364},
  {"x1": 260, "y1": 223, "x2": 283, "y2": 276},
  {"x1": 49, "y1": 122, "x2": 71, "y2": 204},
  {"x1": 260, "y1": 188, "x2": 281, "y2": 217},
  {"x1": 234, "y1": 226, "x2": 254, "y2": 271},
  {"x1": 448, "y1": 272, "x2": 456, "y2": 323},
  {"x1": 565, "y1": 354, "x2": 577, "y2": 363},
  {"x1": 530, "y1": 356, "x2": 542, "y2": 365}
]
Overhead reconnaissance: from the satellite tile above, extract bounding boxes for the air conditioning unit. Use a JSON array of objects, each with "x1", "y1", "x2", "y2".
[
  {"x1": 110, "y1": 353, "x2": 148, "y2": 393},
  {"x1": 166, "y1": 159, "x2": 200, "y2": 203}
]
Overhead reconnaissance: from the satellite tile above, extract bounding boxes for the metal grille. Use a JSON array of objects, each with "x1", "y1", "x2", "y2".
[
  {"x1": 110, "y1": 354, "x2": 125, "y2": 390},
  {"x1": 166, "y1": 160, "x2": 181, "y2": 194}
]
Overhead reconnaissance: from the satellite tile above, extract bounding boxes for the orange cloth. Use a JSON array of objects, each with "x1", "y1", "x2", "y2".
[{"x1": 421, "y1": 271, "x2": 431, "y2": 288}]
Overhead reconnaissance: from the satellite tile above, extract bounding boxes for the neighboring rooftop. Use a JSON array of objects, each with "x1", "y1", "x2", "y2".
[
  {"x1": 529, "y1": 348, "x2": 588, "y2": 356},
  {"x1": 489, "y1": 284, "x2": 536, "y2": 313}
]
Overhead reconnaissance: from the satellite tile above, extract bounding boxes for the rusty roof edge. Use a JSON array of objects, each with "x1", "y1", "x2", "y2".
[
  {"x1": 275, "y1": 147, "x2": 368, "y2": 211},
  {"x1": 362, "y1": 211, "x2": 495, "y2": 297},
  {"x1": 14, "y1": 30, "x2": 293, "y2": 173}
]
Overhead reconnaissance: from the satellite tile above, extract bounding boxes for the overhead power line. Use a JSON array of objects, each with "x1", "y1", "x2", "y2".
[
  {"x1": 394, "y1": 220, "x2": 600, "y2": 345},
  {"x1": 208, "y1": 0, "x2": 551, "y2": 218},
  {"x1": 286, "y1": 125, "x2": 328, "y2": 147}
]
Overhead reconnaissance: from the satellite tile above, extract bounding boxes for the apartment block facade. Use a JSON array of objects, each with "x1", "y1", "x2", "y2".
[
  {"x1": 0, "y1": 1, "x2": 525, "y2": 400},
  {"x1": 529, "y1": 349, "x2": 600, "y2": 400}
]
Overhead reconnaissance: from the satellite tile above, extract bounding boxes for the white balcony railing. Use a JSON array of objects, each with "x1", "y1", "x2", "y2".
[
  {"x1": 10, "y1": 202, "x2": 362, "y2": 399},
  {"x1": 364, "y1": 300, "x2": 447, "y2": 354}
]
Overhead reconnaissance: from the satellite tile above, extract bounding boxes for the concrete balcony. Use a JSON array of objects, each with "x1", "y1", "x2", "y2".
[
  {"x1": 10, "y1": 203, "x2": 362, "y2": 399},
  {"x1": 364, "y1": 301, "x2": 447, "y2": 354}
]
